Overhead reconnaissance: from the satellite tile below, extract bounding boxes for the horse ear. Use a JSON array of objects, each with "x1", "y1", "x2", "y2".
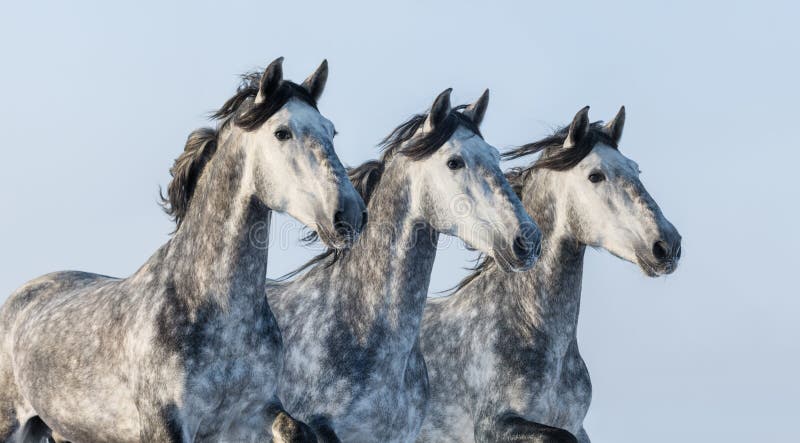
[
  {"x1": 604, "y1": 106, "x2": 626, "y2": 145},
  {"x1": 424, "y1": 88, "x2": 452, "y2": 132},
  {"x1": 301, "y1": 59, "x2": 328, "y2": 102},
  {"x1": 565, "y1": 106, "x2": 590, "y2": 148},
  {"x1": 462, "y1": 89, "x2": 489, "y2": 127},
  {"x1": 255, "y1": 57, "x2": 284, "y2": 104}
]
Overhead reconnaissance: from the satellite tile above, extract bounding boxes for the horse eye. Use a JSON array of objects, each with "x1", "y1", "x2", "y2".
[
  {"x1": 274, "y1": 129, "x2": 292, "y2": 141},
  {"x1": 588, "y1": 172, "x2": 605, "y2": 183},
  {"x1": 447, "y1": 157, "x2": 465, "y2": 170}
]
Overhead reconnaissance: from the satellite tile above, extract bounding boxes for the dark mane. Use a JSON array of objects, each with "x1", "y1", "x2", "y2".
[
  {"x1": 281, "y1": 106, "x2": 482, "y2": 279},
  {"x1": 501, "y1": 121, "x2": 616, "y2": 193},
  {"x1": 161, "y1": 71, "x2": 317, "y2": 227},
  {"x1": 211, "y1": 72, "x2": 317, "y2": 131},
  {"x1": 450, "y1": 121, "x2": 616, "y2": 293},
  {"x1": 160, "y1": 127, "x2": 218, "y2": 228},
  {"x1": 379, "y1": 105, "x2": 481, "y2": 161}
]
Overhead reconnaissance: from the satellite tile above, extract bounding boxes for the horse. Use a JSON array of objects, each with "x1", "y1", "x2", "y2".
[
  {"x1": 418, "y1": 106, "x2": 683, "y2": 443},
  {"x1": 266, "y1": 88, "x2": 542, "y2": 442},
  {"x1": 0, "y1": 57, "x2": 365, "y2": 443}
]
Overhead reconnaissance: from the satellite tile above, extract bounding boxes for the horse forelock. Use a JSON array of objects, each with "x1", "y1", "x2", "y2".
[
  {"x1": 503, "y1": 122, "x2": 617, "y2": 176},
  {"x1": 212, "y1": 72, "x2": 318, "y2": 132},
  {"x1": 379, "y1": 105, "x2": 482, "y2": 162}
]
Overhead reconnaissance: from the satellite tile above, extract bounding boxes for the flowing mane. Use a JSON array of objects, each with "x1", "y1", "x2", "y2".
[
  {"x1": 379, "y1": 104, "x2": 481, "y2": 160},
  {"x1": 502, "y1": 121, "x2": 617, "y2": 192},
  {"x1": 282, "y1": 106, "x2": 482, "y2": 279},
  {"x1": 450, "y1": 121, "x2": 616, "y2": 292},
  {"x1": 161, "y1": 71, "x2": 318, "y2": 227},
  {"x1": 211, "y1": 72, "x2": 317, "y2": 131}
]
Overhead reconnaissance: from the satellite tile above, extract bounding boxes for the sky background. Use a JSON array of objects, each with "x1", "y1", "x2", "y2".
[{"x1": 1, "y1": 1, "x2": 797, "y2": 441}]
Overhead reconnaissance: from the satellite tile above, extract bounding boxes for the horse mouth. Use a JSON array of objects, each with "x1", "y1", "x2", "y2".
[
  {"x1": 493, "y1": 249, "x2": 533, "y2": 272},
  {"x1": 636, "y1": 253, "x2": 678, "y2": 277},
  {"x1": 316, "y1": 224, "x2": 351, "y2": 250}
]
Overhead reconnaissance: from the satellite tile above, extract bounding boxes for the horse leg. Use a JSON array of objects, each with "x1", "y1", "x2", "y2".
[
  {"x1": 18, "y1": 416, "x2": 55, "y2": 443},
  {"x1": 474, "y1": 412, "x2": 578, "y2": 443},
  {"x1": 0, "y1": 405, "x2": 40, "y2": 443},
  {"x1": 271, "y1": 410, "x2": 317, "y2": 443},
  {"x1": 19, "y1": 417, "x2": 70, "y2": 443}
]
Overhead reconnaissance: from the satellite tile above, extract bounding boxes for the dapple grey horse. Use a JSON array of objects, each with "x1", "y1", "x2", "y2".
[
  {"x1": 267, "y1": 89, "x2": 541, "y2": 443},
  {"x1": 418, "y1": 106, "x2": 682, "y2": 443},
  {"x1": 0, "y1": 57, "x2": 365, "y2": 443}
]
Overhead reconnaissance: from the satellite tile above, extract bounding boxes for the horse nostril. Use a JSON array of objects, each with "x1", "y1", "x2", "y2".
[
  {"x1": 513, "y1": 233, "x2": 534, "y2": 262},
  {"x1": 652, "y1": 240, "x2": 670, "y2": 261},
  {"x1": 512, "y1": 224, "x2": 539, "y2": 262},
  {"x1": 674, "y1": 243, "x2": 682, "y2": 260},
  {"x1": 360, "y1": 211, "x2": 368, "y2": 232},
  {"x1": 513, "y1": 237, "x2": 531, "y2": 261}
]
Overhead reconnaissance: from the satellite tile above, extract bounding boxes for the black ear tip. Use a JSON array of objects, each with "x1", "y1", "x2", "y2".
[
  {"x1": 434, "y1": 88, "x2": 453, "y2": 106},
  {"x1": 265, "y1": 57, "x2": 285, "y2": 75}
]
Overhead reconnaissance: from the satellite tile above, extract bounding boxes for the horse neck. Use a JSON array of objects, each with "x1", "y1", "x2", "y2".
[
  {"x1": 498, "y1": 168, "x2": 586, "y2": 339},
  {"x1": 335, "y1": 165, "x2": 438, "y2": 352},
  {"x1": 152, "y1": 128, "x2": 271, "y2": 312}
]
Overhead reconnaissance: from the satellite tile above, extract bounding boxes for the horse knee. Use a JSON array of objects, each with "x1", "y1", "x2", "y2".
[{"x1": 272, "y1": 411, "x2": 317, "y2": 443}]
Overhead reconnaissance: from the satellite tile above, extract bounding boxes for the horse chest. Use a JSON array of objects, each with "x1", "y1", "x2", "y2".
[
  {"x1": 176, "y1": 307, "x2": 283, "y2": 429},
  {"x1": 336, "y1": 372, "x2": 427, "y2": 443},
  {"x1": 305, "y1": 347, "x2": 427, "y2": 443},
  {"x1": 517, "y1": 347, "x2": 591, "y2": 432},
  {"x1": 551, "y1": 351, "x2": 591, "y2": 429}
]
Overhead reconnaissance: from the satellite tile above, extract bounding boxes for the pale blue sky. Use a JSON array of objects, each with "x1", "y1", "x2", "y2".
[{"x1": 1, "y1": 1, "x2": 797, "y2": 441}]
